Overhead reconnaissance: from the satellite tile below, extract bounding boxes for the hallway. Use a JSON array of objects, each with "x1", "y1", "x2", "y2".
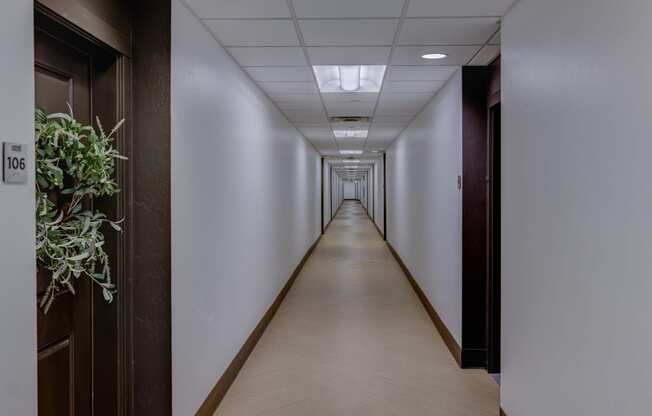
[{"x1": 215, "y1": 201, "x2": 499, "y2": 416}]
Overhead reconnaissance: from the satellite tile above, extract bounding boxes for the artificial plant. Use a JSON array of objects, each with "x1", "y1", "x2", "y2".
[{"x1": 35, "y1": 107, "x2": 126, "y2": 313}]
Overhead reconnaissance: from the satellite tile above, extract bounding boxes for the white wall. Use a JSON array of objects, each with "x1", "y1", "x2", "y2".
[
  {"x1": 171, "y1": 1, "x2": 321, "y2": 414},
  {"x1": 0, "y1": 2, "x2": 36, "y2": 414},
  {"x1": 386, "y1": 71, "x2": 463, "y2": 343},
  {"x1": 501, "y1": 0, "x2": 652, "y2": 414},
  {"x1": 343, "y1": 181, "x2": 356, "y2": 199}
]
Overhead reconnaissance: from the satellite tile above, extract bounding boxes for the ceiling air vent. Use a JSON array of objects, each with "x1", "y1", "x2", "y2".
[{"x1": 330, "y1": 116, "x2": 370, "y2": 124}]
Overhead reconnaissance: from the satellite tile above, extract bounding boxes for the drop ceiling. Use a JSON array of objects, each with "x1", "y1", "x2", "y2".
[{"x1": 184, "y1": 0, "x2": 510, "y2": 156}]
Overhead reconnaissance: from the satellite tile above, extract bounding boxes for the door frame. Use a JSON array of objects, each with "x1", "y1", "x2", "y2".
[
  {"x1": 486, "y1": 102, "x2": 501, "y2": 374},
  {"x1": 35, "y1": 2, "x2": 174, "y2": 414},
  {"x1": 486, "y1": 57, "x2": 502, "y2": 374},
  {"x1": 35, "y1": 4, "x2": 133, "y2": 414}
]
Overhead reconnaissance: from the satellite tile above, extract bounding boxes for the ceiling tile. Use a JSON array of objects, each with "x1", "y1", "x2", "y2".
[
  {"x1": 378, "y1": 92, "x2": 433, "y2": 105},
  {"x1": 391, "y1": 45, "x2": 481, "y2": 65},
  {"x1": 335, "y1": 137, "x2": 366, "y2": 148},
  {"x1": 325, "y1": 102, "x2": 376, "y2": 117},
  {"x1": 399, "y1": 17, "x2": 500, "y2": 45},
  {"x1": 227, "y1": 47, "x2": 307, "y2": 66},
  {"x1": 204, "y1": 20, "x2": 299, "y2": 46},
  {"x1": 307, "y1": 47, "x2": 391, "y2": 65},
  {"x1": 299, "y1": 126, "x2": 334, "y2": 138},
  {"x1": 245, "y1": 66, "x2": 313, "y2": 82},
  {"x1": 299, "y1": 19, "x2": 398, "y2": 46},
  {"x1": 294, "y1": 122, "x2": 332, "y2": 130},
  {"x1": 186, "y1": 0, "x2": 291, "y2": 18},
  {"x1": 375, "y1": 95, "x2": 430, "y2": 115},
  {"x1": 371, "y1": 122, "x2": 405, "y2": 130},
  {"x1": 375, "y1": 103, "x2": 423, "y2": 116},
  {"x1": 270, "y1": 93, "x2": 322, "y2": 105},
  {"x1": 387, "y1": 66, "x2": 458, "y2": 81},
  {"x1": 322, "y1": 92, "x2": 378, "y2": 103},
  {"x1": 372, "y1": 115, "x2": 413, "y2": 124},
  {"x1": 468, "y1": 45, "x2": 500, "y2": 66},
  {"x1": 285, "y1": 111, "x2": 329, "y2": 123},
  {"x1": 258, "y1": 82, "x2": 318, "y2": 94},
  {"x1": 382, "y1": 80, "x2": 445, "y2": 93},
  {"x1": 406, "y1": 0, "x2": 515, "y2": 17},
  {"x1": 277, "y1": 101, "x2": 324, "y2": 111},
  {"x1": 293, "y1": 0, "x2": 404, "y2": 18}
]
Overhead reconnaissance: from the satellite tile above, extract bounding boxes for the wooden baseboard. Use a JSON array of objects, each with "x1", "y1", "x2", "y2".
[
  {"x1": 365, "y1": 210, "x2": 385, "y2": 240},
  {"x1": 386, "y1": 242, "x2": 462, "y2": 367},
  {"x1": 372, "y1": 221, "x2": 384, "y2": 240},
  {"x1": 195, "y1": 236, "x2": 322, "y2": 415},
  {"x1": 324, "y1": 203, "x2": 343, "y2": 232},
  {"x1": 500, "y1": 407, "x2": 507, "y2": 416}
]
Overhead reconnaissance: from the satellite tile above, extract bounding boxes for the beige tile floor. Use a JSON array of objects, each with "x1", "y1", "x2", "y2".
[{"x1": 215, "y1": 201, "x2": 499, "y2": 416}]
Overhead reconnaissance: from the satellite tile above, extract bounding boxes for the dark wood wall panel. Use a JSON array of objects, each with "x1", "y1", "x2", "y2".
[
  {"x1": 461, "y1": 67, "x2": 490, "y2": 368},
  {"x1": 132, "y1": 0, "x2": 172, "y2": 414}
]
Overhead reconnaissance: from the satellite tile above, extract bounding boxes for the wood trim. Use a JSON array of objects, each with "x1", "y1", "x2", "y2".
[
  {"x1": 488, "y1": 56, "x2": 501, "y2": 107},
  {"x1": 382, "y1": 153, "x2": 387, "y2": 241},
  {"x1": 37, "y1": 0, "x2": 131, "y2": 56},
  {"x1": 386, "y1": 242, "x2": 462, "y2": 367},
  {"x1": 461, "y1": 67, "x2": 490, "y2": 369},
  {"x1": 321, "y1": 158, "x2": 324, "y2": 234},
  {"x1": 500, "y1": 407, "x2": 507, "y2": 416},
  {"x1": 324, "y1": 202, "x2": 343, "y2": 232},
  {"x1": 196, "y1": 236, "x2": 322, "y2": 416},
  {"x1": 131, "y1": 0, "x2": 172, "y2": 414},
  {"x1": 34, "y1": 8, "x2": 134, "y2": 415},
  {"x1": 372, "y1": 221, "x2": 384, "y2": 239},
  {"x1": 365, "y1": 207, "x2": 384, "y2": 240}
]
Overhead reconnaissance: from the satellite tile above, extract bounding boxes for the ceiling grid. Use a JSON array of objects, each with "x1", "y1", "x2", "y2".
[{"x1": 186, "y1": 0, "x2": 512, "y2": 161}]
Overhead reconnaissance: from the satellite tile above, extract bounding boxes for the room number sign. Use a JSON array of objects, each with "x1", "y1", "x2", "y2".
[{"x1": 3, "y1": 142, "x2": 28, "y2": 184}]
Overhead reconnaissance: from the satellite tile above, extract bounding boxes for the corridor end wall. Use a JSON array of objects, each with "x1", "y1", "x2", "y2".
[{"x1": 171, "y1": 1, "x2": 321, "y2": 414}]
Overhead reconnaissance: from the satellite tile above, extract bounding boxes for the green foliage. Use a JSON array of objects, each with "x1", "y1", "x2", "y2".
[{"x1": 35, "y1": 107, "x2": 126, "y2": 313}]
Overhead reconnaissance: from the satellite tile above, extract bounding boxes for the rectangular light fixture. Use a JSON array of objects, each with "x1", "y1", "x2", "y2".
[
  {"x1": 340, "y1": 150, "x2": 363, "y2": 155},
  {"x1": 333, "y1": 130, "x2": 368, "y2": 139},
  {"x1": 313, "y1": 65, "x2": 386, "y2": 93},
  {"x1": 342, "y1": 160, "x2": 360, "y2": 163}
]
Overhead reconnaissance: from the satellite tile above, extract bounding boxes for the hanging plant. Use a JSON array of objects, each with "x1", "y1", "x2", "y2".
[{"x1": 35, "y1": 107, "x2": 126, "y2": 313}]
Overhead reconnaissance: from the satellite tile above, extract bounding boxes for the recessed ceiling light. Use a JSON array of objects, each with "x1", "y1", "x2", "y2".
[
  {"x1": 333, "y1": 130, "x2": 368, "y2": 139},
  {"x1": 343, "y1": 160, "x2": 360, "y2": 163},
  {"x1": 340, "y1": 150, "x2": 363, "y2": 155},
  {"x1": 313, "y1": 66, "x2": 386, "y2": 93},
  {"x1": 421, "y1": 53, "x2": 448, "y2": 60}
]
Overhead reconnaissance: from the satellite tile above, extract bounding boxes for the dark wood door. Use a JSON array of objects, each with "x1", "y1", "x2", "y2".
[{"x1": 35, "y1": 26, "x2": 94, "y2": 416}]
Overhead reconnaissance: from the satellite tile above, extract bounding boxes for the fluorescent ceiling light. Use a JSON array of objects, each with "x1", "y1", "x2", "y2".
[
  {"x1": 313, "y1": 65, "x2": 386, "y2": 93},
  {"x1": 339, "y1": 66, "x2": 360, "y2": 92},
  {"x1": 340, "y1": 150, "x2": 363, "y2": 155},
  {"x1": 421, "y1": 53, "x2": 448, "y2": 60},
  {"x1": 333, "y1": 130, "x2": 368, "y2": 139},
  {"x1": 342, "y1": 160, "x2": 360, "y2": 163}
]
